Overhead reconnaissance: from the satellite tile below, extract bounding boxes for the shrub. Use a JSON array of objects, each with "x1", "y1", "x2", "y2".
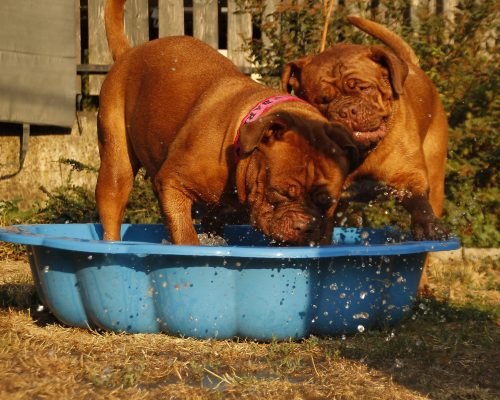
[{"x1": 14, "y1": 159, "x2": 161, "y2": 226}]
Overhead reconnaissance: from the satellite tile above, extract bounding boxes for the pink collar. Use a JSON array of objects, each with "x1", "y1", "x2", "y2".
[{"x1": 233, "y1": 95, "x2": 306, "y2": 164}]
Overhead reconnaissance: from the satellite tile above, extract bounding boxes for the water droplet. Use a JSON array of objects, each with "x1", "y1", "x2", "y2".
[
  {"x1": 353, "y1": 312, "x2": 369, "y2": 319},
  {"x1": 359, "y1": 291, "x2": 368, "y2": 299},
  {"x1": 357, "y1": 325, "x2": 365, "y2": 333},
  {"x1": 87, "y1": 255, "x2": 93, "y2": 260},
  {"x1": 36, "y1": 305, "x2": 44, "y2": 312}
]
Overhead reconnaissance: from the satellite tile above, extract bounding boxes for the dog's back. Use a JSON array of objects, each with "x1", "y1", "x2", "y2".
[{"x1": 100, "y1": 1, "x2": 245, "y2": 176}]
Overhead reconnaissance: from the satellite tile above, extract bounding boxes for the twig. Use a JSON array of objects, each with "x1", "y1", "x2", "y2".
[
  {"x1": 320, "y1": 0, "x2": 335, "y2": 52},
  {"x1": 311, "y1": 354, "x2": 320, "y2": 377}
]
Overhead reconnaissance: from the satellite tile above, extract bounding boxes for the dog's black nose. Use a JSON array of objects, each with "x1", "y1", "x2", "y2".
[
  {"x1": 339, "y1": 104, "x2": 358, "y2": 120},
  {"x1": 293, "y1": 217, "x2": 319, "y2": 238}
]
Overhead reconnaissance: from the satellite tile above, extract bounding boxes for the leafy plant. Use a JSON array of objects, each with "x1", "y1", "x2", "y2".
[{"x1": 1, "y1": 158, "x2": 161, "y2": 228}]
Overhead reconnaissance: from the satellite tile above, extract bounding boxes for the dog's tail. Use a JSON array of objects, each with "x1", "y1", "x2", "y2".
[
  {"x1": 105, "y1": 0, "x2": 132, "y2": 61},
  {"x1": 347, "y1": 16, "x2": 420, "y2": 66}
]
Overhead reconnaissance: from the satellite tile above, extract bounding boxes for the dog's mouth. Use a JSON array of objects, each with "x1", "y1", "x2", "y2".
[
  {"x1": 352, "y1": 119, "x2": 389, "y2": 150},
  {"x1": 251, "y1": 209, "x2": 324, "y2": 246}
]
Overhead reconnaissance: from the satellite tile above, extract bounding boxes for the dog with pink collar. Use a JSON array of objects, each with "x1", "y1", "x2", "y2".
[{"x1": 96, "y1": 0, "x2": 358, "y2": 246}]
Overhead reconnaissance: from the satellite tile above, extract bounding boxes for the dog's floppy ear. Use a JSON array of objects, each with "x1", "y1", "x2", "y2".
[
  {"x1": 326, "y1": 123, "x2": 360, "y2": 171},
  {"x1": 281, "y1": 56, "x2": 313, "y2": 94},
  {"x1": 238, "y1": 112, "x2": 293, "y2": 155},
  {"x1": 370, "y1": 45, "x2": 408, "y2": 96}
]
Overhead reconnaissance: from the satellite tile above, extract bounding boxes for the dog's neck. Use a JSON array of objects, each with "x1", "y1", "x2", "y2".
[{"x1": 233, "y1": 95, "x2": 306, "y2": 164}]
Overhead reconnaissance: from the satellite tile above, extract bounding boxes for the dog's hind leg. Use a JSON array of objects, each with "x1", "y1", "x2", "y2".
[
  {"x1": 423, "y1": 106, "x2": 448, "y2": 219},
  {"x1": 95, "y1": 112, "x2": 139, "y2": 241}
]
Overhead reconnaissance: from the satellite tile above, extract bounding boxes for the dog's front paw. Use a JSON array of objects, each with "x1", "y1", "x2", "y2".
[{"x1": 411, "y1": 216, "x2": 449, "y2": 241}]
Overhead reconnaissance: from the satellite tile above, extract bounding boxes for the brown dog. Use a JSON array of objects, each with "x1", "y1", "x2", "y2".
[
  {"x1": 96, "y1": 0, "x2": 358, "y2": 246},
  {"x1": 281, "y1": 16, "x2": 449, "y2": 244}
]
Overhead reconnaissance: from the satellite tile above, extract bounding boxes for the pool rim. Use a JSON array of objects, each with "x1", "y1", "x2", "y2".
[{"x1": 0, "y1": 223, "x2": 461, "y2": 258}]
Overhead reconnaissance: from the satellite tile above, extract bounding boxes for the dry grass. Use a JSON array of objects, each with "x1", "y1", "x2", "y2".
[{"x1": 1, "y1": 250, "x2": 499, "y2": 400}]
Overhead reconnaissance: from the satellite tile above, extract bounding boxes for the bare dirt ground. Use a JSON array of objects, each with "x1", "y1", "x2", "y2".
[{"x1": 1, "y1": 252, "x2": 499, "y2": 400}]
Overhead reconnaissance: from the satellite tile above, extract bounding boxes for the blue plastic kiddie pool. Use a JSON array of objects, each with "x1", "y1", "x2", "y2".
[{"x1": 0, "y1": 224, "x2": 460, "y2": 339}]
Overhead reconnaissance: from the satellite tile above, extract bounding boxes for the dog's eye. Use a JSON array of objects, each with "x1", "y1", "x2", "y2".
[
  {"x1": 312, "y1": 191, "x2": 334, "y2": 208},
  {"x1": 346, "y1": 79, "x2": 372, "y2": 93},
  {"x1": 287, "y1": 184, "x2": 300, "y2": 199},
  {"x1": 315, "y1": 95, "x2": 334, "y2": 104},
  {"x1": 316, "y1": 84, "x2": 336, "y2": 104},
  {"x1": 358, "y1": 84, "x2": 373, "y2": 93},
  {"x1": 346, "y1": 79, "x2": 357, "y2": 89}
]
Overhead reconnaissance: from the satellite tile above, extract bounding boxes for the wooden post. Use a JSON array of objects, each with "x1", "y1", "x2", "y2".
[
  {"x1": 227, "y1": 0, "x2": 252, "y2": 71},
  {"x1": 158, "y1": 0, "x2": 184, "y2": 37},
  {"x1": 193, "y1": 0, "x2": 219, "y2": 49},
  {"x1": 88, "y1": 0, "x2": 148, "y2": 95}
]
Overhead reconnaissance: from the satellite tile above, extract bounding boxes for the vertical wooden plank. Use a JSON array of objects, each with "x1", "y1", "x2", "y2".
[
  {"x1": 193, "y1": 0, "x2": 218, "y2": 49},
  {"x1": 124, "y1": 0, "x2": 149, "y2": 46},
  {"x1": 227, "y1": 0, "x2": 252, "y2": 70},
  {"x1": 409, "y1": 0, "x2": 421, "y2": 29},
  {"x1": 75, "y1": 0, "x2": 81, "y2": 94},
  {"x1": 442, "y1": 0, "x2": 457, "y2": 23},
  {"x1": 88, "y1": 0, "x2": 148, "y2": 95},
  {"x1": 88, "y1": 0, "x2": 111, "y2": 95},
  {"x1": 158, "y1": 0, "x2": 184, "y2": 37},
  {"x1": 429, "y1": 0, "x2": 437, "y2": 15},
  {"x1": 440, "y1": 0, "x2": 457, "y2": 41}
]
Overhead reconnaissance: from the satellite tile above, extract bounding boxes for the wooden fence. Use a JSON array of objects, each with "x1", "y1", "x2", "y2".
[
  {"x1": 82, "y1": 0, "x2": 255, "y2": 95},
  {"x1": 78, "y1": 0, "x2": 459, "y2": 95}
]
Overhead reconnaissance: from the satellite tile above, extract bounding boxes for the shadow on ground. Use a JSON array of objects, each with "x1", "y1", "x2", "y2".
[{"x1": 317, "y1": 298, "x2": 500, "y2": 399}]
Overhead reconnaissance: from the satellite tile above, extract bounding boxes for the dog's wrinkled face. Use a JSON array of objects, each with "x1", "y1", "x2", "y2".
[
  {"x1": 282, "y1": 44, "x2": 408, "y2": 151},
  {"x1": 236, "y1": 112, "x2": 357, "y2": 245}
]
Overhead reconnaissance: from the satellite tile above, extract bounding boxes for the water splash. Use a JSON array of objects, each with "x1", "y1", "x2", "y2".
[{"x1": 353, "y1": 312, "x2": 369, "y2": 320}]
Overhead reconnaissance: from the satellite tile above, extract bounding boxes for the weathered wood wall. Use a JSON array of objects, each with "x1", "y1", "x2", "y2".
[{"x1": 0, "y1": 112, "x2": 99, "y2": 208}]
